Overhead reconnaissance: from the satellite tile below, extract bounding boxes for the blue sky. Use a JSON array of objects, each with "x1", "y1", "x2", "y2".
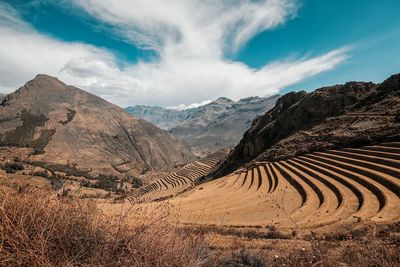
[
  {"x1": 0, "y1": 0, "x2": 399, "y2": 108},
  {"x1": 237, "y1": 0, "x2": 400, "y2": 93},
  {"x1": 6, "y1": 0, "x2": 150, "y2": 64}
]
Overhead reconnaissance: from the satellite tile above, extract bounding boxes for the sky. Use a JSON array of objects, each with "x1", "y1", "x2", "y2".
[{"x1": 0, "y1": 0, "x2": 399, "y2": 109}]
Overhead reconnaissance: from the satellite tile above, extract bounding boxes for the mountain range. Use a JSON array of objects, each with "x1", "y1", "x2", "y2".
[
  {"x1": 126, "y1": 95, "x2": 279, "y2": 157},
  {"x1": 0, "y1": 75, "x2": 194, "y2": 177},
  {"x1": 2, "y1": 73, "x2": 399, "y2": 182}
]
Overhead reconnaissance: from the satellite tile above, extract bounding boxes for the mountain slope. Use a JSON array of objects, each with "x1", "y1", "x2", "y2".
[
  {"x1": 213, "y1": 73, "x2": 400, "y2": 177},
  {"x1": 0, "y1": 75, "x2": 194, "y2": 176},
  {"x1": 126, "y1": 95, "x2": 279, "y2": 155}
]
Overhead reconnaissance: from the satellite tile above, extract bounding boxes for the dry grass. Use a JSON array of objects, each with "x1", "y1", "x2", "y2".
[
  {"x1": 1, "y1": 184, "x2": 399, "y2": 267},
  {"x1": 218, "y1": 239, "x2": 400, "y2": 267},
  {"x1": 340, "y1": 240, "x2": 400, "y2": 267},
  {"x1": 186, "y1": 224, "x2": 290, "y2": 240},
  {"x1": 0, "y1": 186, "x2": 210, "y2": 267}
]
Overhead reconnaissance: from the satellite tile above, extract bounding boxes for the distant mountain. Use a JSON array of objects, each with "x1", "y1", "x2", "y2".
[
  {"x1": 125, "y1": 105, "x2": 185, "y2": 130},
  {"x1": 0, "y1": 75, "x2": 194, "y2": 177},
  {"x1": 126, "y1": 95, "x2": 279, "y2": 156},
  {"x1": 213, "y1": 73, "x2": 400, "y2": 178}
]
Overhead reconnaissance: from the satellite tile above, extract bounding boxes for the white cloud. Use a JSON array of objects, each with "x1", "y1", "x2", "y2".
[
  {"x1": 167, "y1": 100, "x2": 213, "y2": 111},
  {"x1": 0, "y1": 1, "x2": 350, "y2": 108},
  {"x1": 0, "y1": 2, "x2": 116, "y2": 93},
  {"x1": 72, "y1": 0, "x2": 297, "y2": 56}
]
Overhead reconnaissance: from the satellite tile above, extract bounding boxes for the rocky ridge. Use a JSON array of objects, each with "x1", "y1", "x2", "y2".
[{"x1": 213, "y1": 73, "x2": 400, "y2": 177}]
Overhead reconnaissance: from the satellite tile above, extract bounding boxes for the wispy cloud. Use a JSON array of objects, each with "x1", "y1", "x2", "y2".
[
  {"x1": 73, "y1": 0, "x2": 297, "y2": 56},
  {"x1": 0, "y1": 1, "x2": 349, "y2": 107}
]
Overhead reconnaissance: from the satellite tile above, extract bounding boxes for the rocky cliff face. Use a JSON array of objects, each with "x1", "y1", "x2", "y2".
[
  {"x1": 213, "y1": 74, "x2": 400, "y2": 177},
  {"x1": 126, "y1": 95, "x2": 279, "y2": 156},
  {"x1": 0, "y1": 75, "x2": 194, "y2": 176}
]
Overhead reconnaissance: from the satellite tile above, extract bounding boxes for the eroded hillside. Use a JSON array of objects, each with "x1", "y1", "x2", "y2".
[{"x1": 0, "y1": 75, "x2": 194, "y2": 177}]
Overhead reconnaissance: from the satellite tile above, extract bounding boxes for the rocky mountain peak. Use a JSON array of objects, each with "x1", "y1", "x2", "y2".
[
  {"x1": 16, "y1": 74, "x2": 66, "y2": 94},
  {"x1": 377, "y1": 73, "x2": 400, "y2": 93},
  {"x1": 214, "y1": 97, "x2": 234, "y2": 105},
  {"x1": 0, "y1": 75, "x2": 194, "y2": 176}
]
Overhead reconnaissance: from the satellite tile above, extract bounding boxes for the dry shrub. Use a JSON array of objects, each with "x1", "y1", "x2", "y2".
[
  {"x1": 188, "y1": 225, "x2": 290, "y2": 240},
  {"x1": 219, "y1": 249, "x2": 265, "y2": 267},
  {"x1": 340, "y1": 240, "x2": 400, "y2": 267},
  {"x1": 322, "y1": 226, "x2": 371, "y2": 242},
  {"x1": 267, "y1": 240, "x2": 399, "y2": 267},
  {"x1": 0, "y1": 186, "x2": 210, "y2": 266},
  {"x1": 2, "y1": 185, "x2": 399, "y2": 267},
  {"x1": 271, "y1": 241, "x2": 337, "y2": 267}
]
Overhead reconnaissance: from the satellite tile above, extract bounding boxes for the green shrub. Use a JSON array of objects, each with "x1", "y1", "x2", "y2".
[
  {"x1": 33, "y1": 171, "x2": 49, "y2": 178},
  {"x1": 131, "y1": 176, "x2": 143, "y2": 188},
  {"x1": 2, "y1": 162, "x2": 24, "y2": 173},
  {"x1": 79, "y1": 180, "x2": 92, "y2": 187},
  {"x1": 80, "y1": 174, "x2": 119, "y2": 192},
  {"x1": 94, "y1": 176, "x2": 118, "y2": 192}
]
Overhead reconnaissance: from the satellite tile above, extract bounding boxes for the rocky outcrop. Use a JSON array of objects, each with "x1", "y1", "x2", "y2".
[
  {"x1": 126, "y1": 95, "x2": 279, "y2": 156},
  {"x1": 213, "y1": 74, "x2": 400, "y2": 177},
  {"x1": 0, "y1": 75, "x2": 195, "y2": 177}
]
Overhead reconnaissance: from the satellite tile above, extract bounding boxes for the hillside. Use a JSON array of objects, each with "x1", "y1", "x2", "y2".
[
  {"x1": 129, "y1": 148, "x2": 231, "y2": 202},
  {"x1": 213, "y1": 73, "x2": 400, "y2": 177},
  {"x1": 0, "y1": 75, "x2": 194, "y2": 177},
  {"x1": 126, "y1": 95, "x2": 279, "y2": 156},
  {"x1": 160, "y1": 141, "x2": 400, "y2": 227},
  {"x1": 128, "y1": 74, "x2": 400, "y2": 232}
]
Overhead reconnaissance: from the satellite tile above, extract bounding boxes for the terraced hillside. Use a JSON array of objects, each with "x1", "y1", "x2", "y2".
[
  {"x1": 129, "y1": 149, "x2": 230, "y2": 201},
  {"x1": 159, "y1": 142, "x2": 400, "y2": 228},
  {"x1": 214, "y1": 73, "x2": 400, "y2": 178}
]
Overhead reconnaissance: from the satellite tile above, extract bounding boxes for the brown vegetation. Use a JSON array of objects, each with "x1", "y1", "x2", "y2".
[
  {"x1": 0, "y1": 185, "x2": 399, "y2": 266},
  {"x1": 0, "y1": 186, "x2": 209, "y2": 266}
]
